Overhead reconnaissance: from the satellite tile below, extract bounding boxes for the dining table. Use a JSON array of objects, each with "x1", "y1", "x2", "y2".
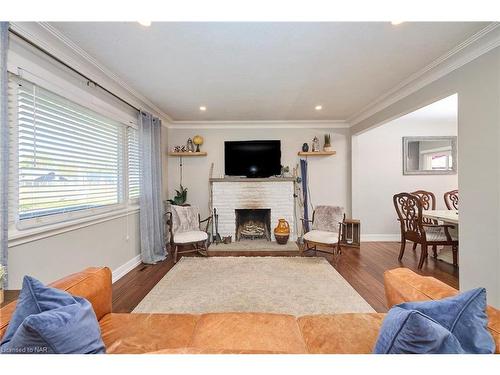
[
  {"x1": 422, "y1": 210, "x2": 459, "y2": 225},
  {"x1": 423, "y1": 209, "x2": 459, "y2": 265}
]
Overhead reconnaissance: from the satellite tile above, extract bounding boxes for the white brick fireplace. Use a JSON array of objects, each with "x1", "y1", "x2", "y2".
[{"x1": 211, "y1": 178, "x2": 296, "y2": 241}]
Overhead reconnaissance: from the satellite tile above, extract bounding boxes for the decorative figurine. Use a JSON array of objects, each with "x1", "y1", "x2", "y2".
[
  {"x1": 281, "y1": 165, "x2": 290, "y2": 177},
  {"x1": 186, "y1": 138, "x2": 195, "y2": 152},
  {"x1": 302, "y1": 143, "x2": 309, "y2": 152},
  {"x1": 312, "y1": 136, "x2": 320, "y2": 152}
]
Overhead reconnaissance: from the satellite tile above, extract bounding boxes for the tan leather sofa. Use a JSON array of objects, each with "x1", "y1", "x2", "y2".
[{"x1": 1, "y1": 266, "x2": 499, "y2": 354}]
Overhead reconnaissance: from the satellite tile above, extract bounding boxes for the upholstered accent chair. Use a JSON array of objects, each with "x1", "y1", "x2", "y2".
[
  {"x1": 301, "y1": 205, "x2": 344, "y2": 257},
  {"x1": 393, "y1": 193, "x2": 458, "y2": 269},
  {"x1": 166, "y1": 205, "x2": 212, "y2": 263},
  {"x1": 444, "y1": 189, "x2": 459, "y2": 210}
]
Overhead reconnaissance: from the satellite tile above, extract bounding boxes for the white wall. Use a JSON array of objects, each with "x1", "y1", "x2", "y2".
[
  {"x1": 167, "y1": 125, "x2": 351, "y2": 222},
  {"x1": 5, "y1": 24, "x2": 171, "y2": 288},
  {"x1": 8, "y1": 213, "x2": 140, "y2": 289},
  {"x1": 353, "y1": 96, "x2": 458, "y2": 239},
  {"x1": 351, "y1": 47, "x2": 500, "y2": 307}
]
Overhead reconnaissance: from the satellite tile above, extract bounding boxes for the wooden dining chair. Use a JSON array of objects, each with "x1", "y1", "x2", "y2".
[
  {"x1": 411, "y1": 190, "x2": 438, "y2": 255},
  {"x1": 393, "y1": 193, "x2": 458, "y2": 269},
  {"x1": 444, "y1": 189, "x2": 459, "y2": 210}
]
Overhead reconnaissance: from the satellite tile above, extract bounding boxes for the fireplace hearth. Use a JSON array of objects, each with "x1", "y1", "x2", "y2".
[{"x1": 235, "y1": 209, "x2": 271, "y2": 241}]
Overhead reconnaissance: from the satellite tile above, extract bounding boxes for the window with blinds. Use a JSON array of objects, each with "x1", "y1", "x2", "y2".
[
  {"x1": 127, "y1": 127, "x2": 140, "y2": 200},
  {"x1": 15, "y1": 80, "x2": 128, "y2": 223}
]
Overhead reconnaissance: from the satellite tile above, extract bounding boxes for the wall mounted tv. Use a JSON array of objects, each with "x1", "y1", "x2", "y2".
[{"x1": 224, "y1": 140, "x2": 281, "y2": 178}]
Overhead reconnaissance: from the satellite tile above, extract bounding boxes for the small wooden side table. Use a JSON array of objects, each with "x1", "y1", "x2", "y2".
[{"x1": 340, "y1": 219, "x2": 361, "y2": 248}]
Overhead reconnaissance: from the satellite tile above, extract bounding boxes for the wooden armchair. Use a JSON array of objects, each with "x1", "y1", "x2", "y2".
[
  {"x1": 393, "y1": 193, "x2": 458, "y2": 269},
  {"x1": 444, "y1": 189, "x2": 459, "y2": 210},
  {"x1": 300, "y1": 205, "x2": 344, "y2": 257},
  {"x1": 166, "y1": 205, "x2": 212, "y2": 263},
  {"x1": 410, "y1": 190, "x2": 438, "y2": 256}
]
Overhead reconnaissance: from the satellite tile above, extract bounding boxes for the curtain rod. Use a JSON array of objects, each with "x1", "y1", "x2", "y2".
[{"x1": 8, "y1": 27, "x2": 141, "y2": 113}]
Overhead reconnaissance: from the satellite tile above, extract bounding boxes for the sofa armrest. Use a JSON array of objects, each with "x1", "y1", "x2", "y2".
[
  {"x1": 383, "y1": 268, "x2": 458, "y2": 308},
  {"x1": 384, "y1": 267, "x2": 500, "y2": 354},
  {"x1": 0, "y1": 267, "x2": 112, "y2": 341},
  {"x1": 50, "y1": 267, "x2": 113, "y2": 321}
]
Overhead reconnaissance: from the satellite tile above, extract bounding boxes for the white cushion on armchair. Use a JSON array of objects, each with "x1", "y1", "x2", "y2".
[
  {"x1": 303, "y1": 230, "x2": 339, "y2": 244},
  {"x1": 174, "y1": 231, "x2": 208, "y2": 244}
]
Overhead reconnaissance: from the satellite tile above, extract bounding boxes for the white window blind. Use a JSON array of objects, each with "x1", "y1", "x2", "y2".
[
  {"x1": 127, "y1": 127, "x2": 140, "y2": 200},
  {"x1": 14, "y1": 79, "x2": 126, "y2": 223}
]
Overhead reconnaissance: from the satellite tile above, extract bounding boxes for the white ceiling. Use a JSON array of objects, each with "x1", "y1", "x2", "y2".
[{"x1": 50, "y1": 22, "x2": 488, "y2": 122}]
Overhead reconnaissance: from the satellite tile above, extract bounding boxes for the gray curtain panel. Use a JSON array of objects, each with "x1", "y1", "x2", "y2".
[
  {"x1": 0, "y1": 23, "x2": 8, "y2": 287},
  {"x1": 139, "y1": 111, "x2": 166, "y2": 264}
]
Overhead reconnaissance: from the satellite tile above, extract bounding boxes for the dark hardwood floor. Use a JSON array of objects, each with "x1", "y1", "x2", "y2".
[{"x1": 112, "y1": 242, "x2": 459, "y2": 313}]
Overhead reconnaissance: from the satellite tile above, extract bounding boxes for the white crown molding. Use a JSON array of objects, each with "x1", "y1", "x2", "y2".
[
  {"x1": 10, "y1": 22, "x2": 500, "y2": 128},
  {"x1": 9, "y1": 22, "x2": 173, "y2": 123},
  {"x1": 348, "y1": 22, "x2": 500, "y2": 127},
  {"x1": 167, "y1": 120, "x2": 350, "y2": 129}
]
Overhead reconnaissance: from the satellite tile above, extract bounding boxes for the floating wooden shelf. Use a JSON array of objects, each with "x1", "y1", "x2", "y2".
[
  {"x1": 168, "y1": 152, "x2": 207, "y2": 157},
  {"x1": 297, "y1": 151, "x2": 336, "y2": 156}
]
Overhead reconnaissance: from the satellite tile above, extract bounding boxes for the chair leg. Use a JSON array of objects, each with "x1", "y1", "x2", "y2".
[
  {"x1": 452, "y1": 245, "x2": 458, "y2": 267},
  {"x1": 412, "y1": 242, "x2": 417, "y2": 251},
  {"x1": 203, "y1": 240, "x2": 209, "y2": 256},
  {"x1": 418, "y1": 244, "x2": 428, "y2": 269},
  {"x1": 398, "y1": 237, "x2": 406, "y2": 261},
  {"x1": 432, "y1": 245, "x2": 438, "y2": 258},
  {"x1": 174, "y1": 245, "x2": 178, "y2": 264}
]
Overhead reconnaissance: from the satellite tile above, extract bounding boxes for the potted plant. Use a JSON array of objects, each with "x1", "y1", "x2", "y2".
[
  {"x1": 323, "y1": 134, "x2": 333, "y2": 152},
  {"x1": 167, "y1": 184, "x2": 188, "y2": 206}
]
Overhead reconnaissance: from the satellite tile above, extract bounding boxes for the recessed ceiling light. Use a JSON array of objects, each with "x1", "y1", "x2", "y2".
[
  {"x1": 138, "y1": 21, "x2": 152, "y2": 27},
  {"x1": 391, "y1": 21, "x2": 404, "y2": 26},
  {"x1": 315, "y1": 105, "x2": 323, "y2": 111},
  {"x1": 199, "y1": 106, "x2": 207, "y2": 111}
]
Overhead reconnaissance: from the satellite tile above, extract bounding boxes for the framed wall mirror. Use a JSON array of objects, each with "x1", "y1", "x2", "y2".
[{"x1": 402, "y1": 136, "x2": 457, "y2": 175}]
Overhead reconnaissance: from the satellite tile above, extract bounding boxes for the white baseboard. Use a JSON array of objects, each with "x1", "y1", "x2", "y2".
[
  {"x1": 112, "y1": 254, "x2": 142, "y2": 283},
  {"x1": 362, "y1": 234, "x2": 400, "y2": 242}
]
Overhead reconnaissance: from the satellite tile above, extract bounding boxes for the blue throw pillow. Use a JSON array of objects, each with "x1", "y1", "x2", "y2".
[
  {"x1": 374, "y1": 306, "x2": 465, "y2": 354},
  {"x1": 0, "y1": 276, "x2": 105, "y2": 354},
  {"x1": 399, "y1": 288, "x2": 494, "y2": 354}
]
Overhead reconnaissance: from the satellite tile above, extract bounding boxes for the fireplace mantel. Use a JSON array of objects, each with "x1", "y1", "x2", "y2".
[{"x1": 211, "y1": 178, "x2": 296, "y2": 241}]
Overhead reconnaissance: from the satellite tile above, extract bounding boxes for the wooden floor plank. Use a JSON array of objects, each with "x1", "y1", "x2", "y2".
[{"x1": 112, "y1": 241, "x2": 459, "y2": 313}]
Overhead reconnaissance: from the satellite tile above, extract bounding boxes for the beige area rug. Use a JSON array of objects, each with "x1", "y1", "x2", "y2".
[
  {"x1": 209, "y1": 239, "x2": 298, "y2": 252},
  {"x1": 133, "y1": 257, "x2": 374, "y2": 316},
  {"x1": 437, "y1": 247, "x2": 454, "y2": 265}
]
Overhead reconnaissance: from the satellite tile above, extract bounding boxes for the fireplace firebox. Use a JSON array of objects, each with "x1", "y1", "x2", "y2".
[{"x1": 235, "y1": 209, "x2": 271, "y2": 241}]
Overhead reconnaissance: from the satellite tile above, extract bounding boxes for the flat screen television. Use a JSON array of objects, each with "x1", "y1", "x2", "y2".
[{"x1": 224, "y1": 140, "x2": 281, "y2": 178}]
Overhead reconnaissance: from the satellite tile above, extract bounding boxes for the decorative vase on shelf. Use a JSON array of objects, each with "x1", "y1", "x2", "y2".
[
  {"x1": 302, "y1": 143, "x2": 309, "y2": 152},
  {"x1": 274, "y1": 219, "x2": 290, "y2": 245},
  {"x1": 323, "y1": 134, "x2": 332, "y2": 152}
]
